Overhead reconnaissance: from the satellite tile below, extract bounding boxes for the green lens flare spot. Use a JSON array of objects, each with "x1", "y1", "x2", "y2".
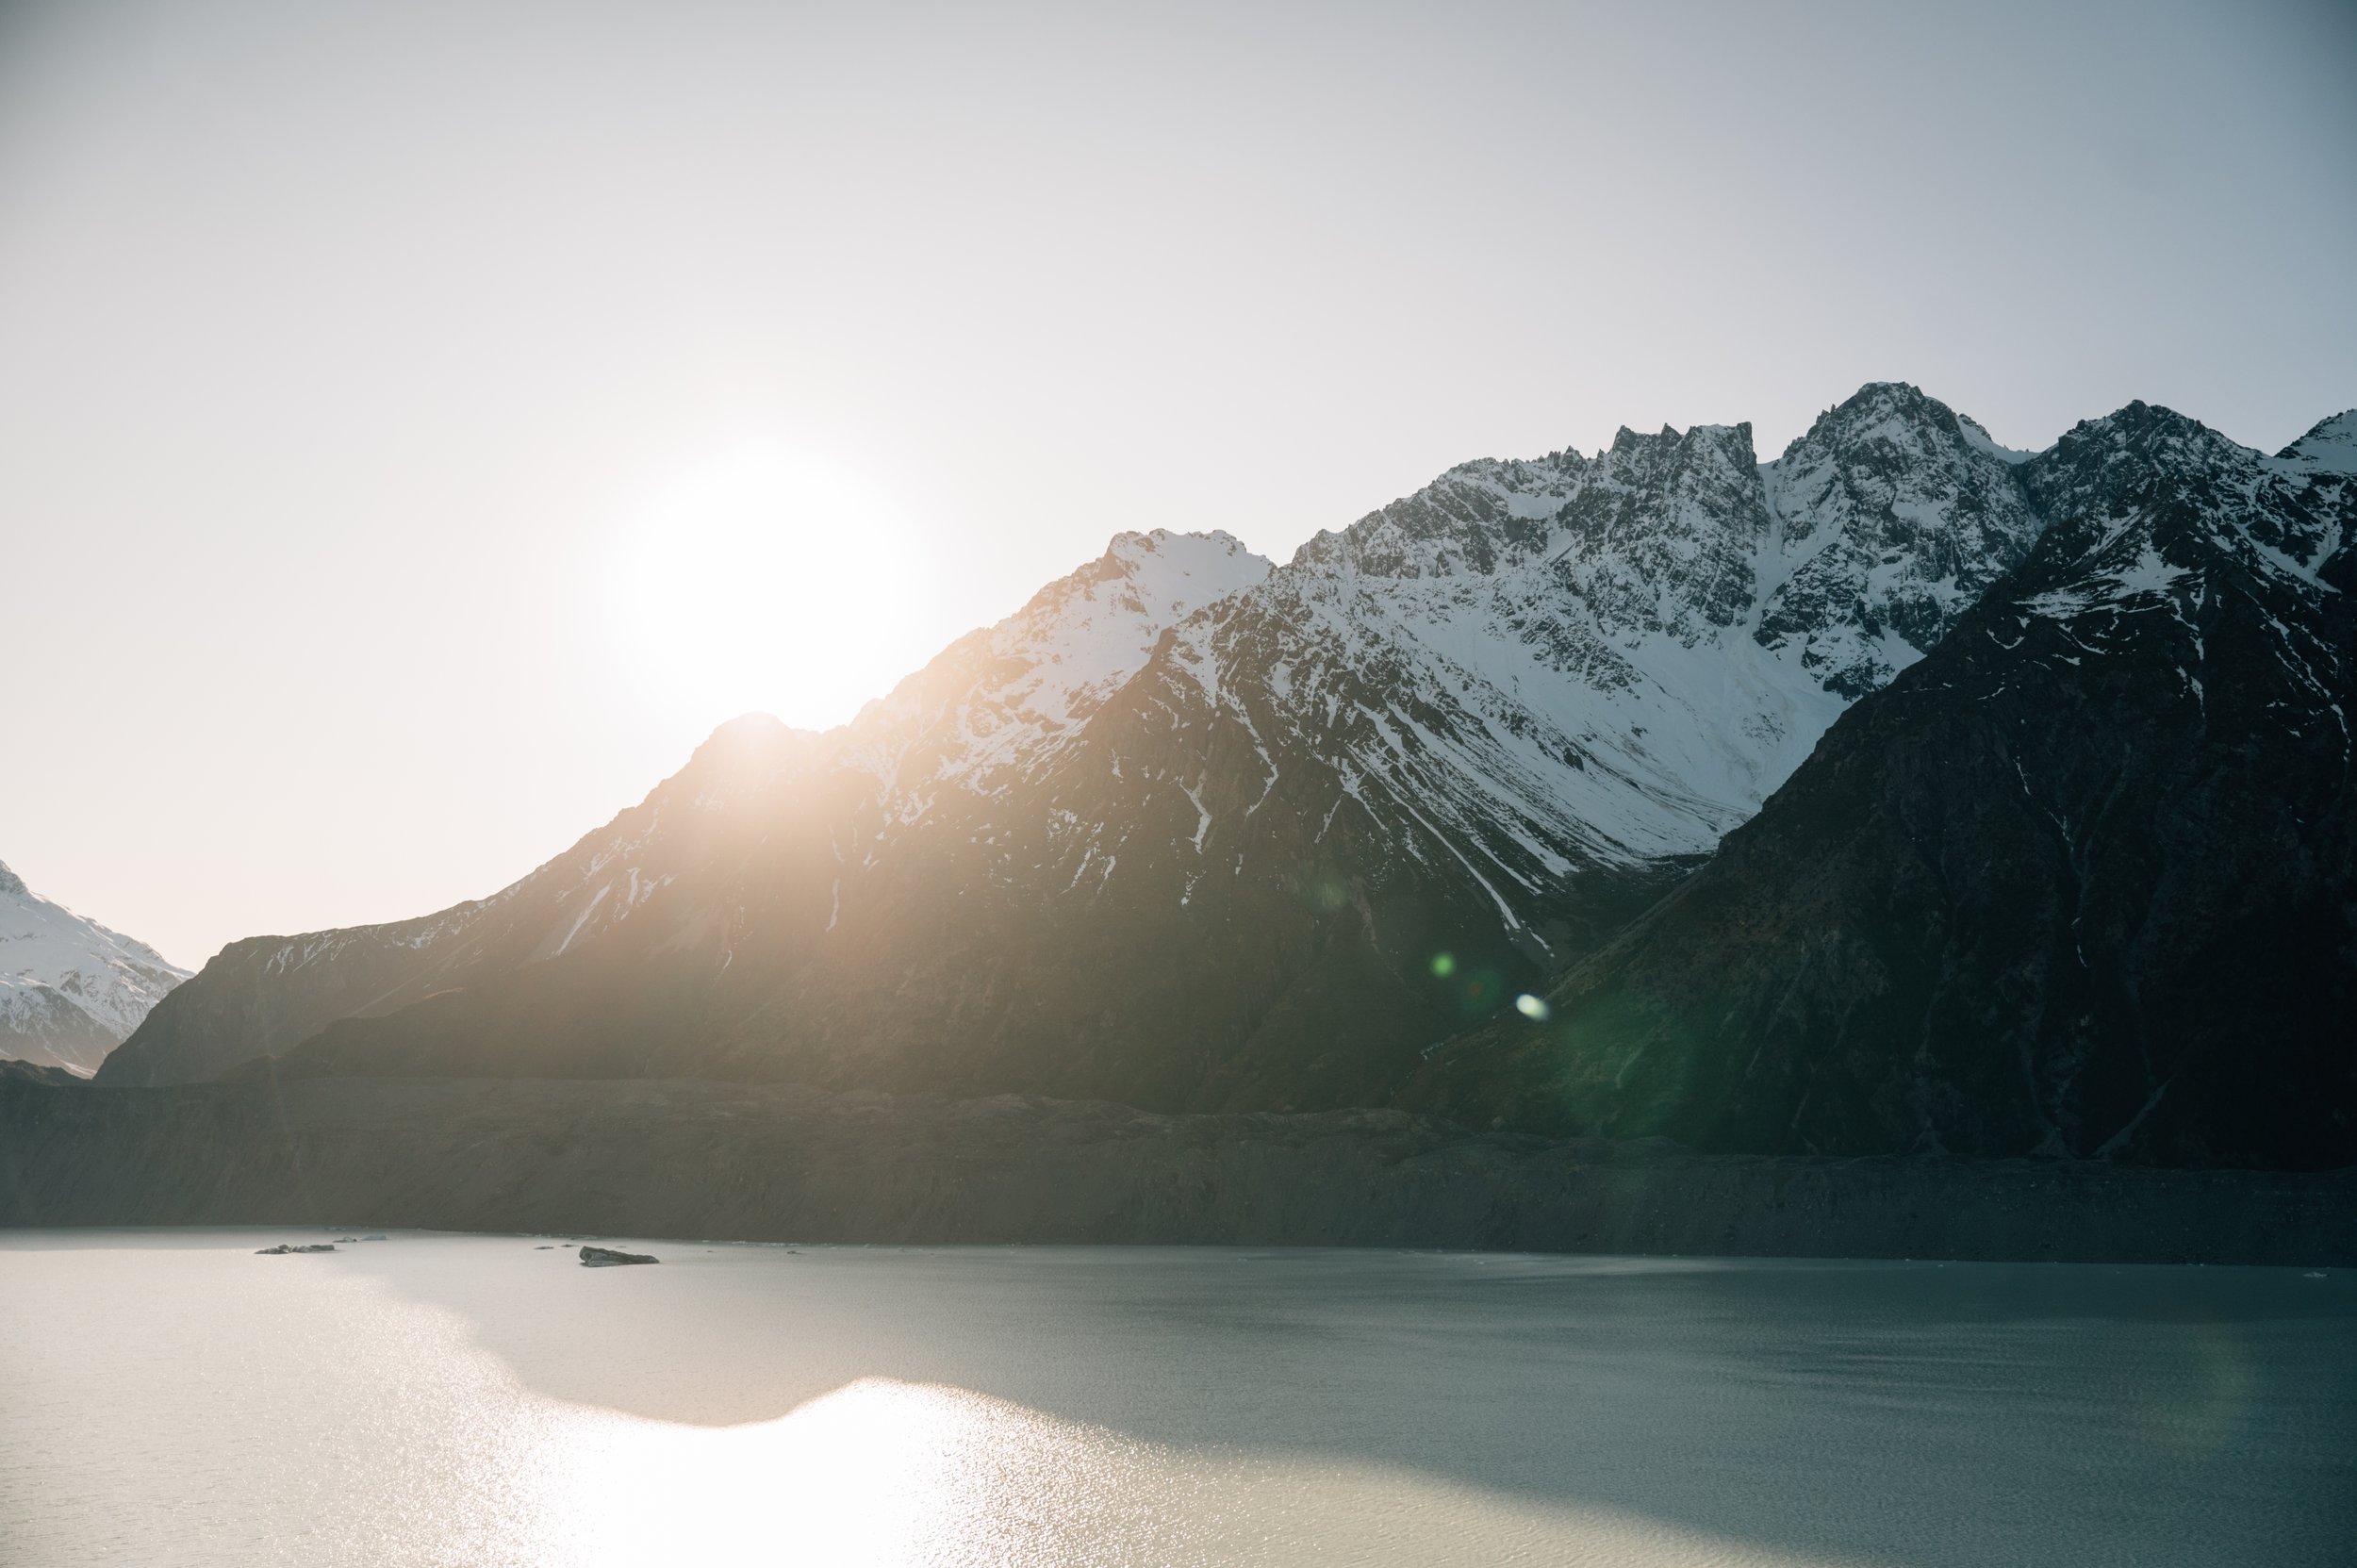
[{"x1": 1430, "y1": 952, "x2": 1456, "y2": 978}]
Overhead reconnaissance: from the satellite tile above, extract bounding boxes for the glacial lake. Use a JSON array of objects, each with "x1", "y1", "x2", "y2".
[{"x1": 1, "y1": 1233, "x2": 2350, "y2": 1566}]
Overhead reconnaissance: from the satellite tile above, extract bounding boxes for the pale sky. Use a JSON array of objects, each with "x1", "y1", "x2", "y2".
[{"x1": 3, "y1": 0, "x2": 2351, "y2": 969}]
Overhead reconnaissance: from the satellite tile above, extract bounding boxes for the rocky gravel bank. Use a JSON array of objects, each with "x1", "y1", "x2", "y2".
[{"x1": 2, "y1": 1075, "x2": 2348, "y2": 1264}]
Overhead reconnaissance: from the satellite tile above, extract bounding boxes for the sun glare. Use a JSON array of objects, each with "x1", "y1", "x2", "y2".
[{"x1": 612, "y1": 447, "x2": 939, "y2": 731}]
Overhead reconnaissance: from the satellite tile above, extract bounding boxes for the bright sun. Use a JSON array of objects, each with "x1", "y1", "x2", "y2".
[{"x1": 613, "y1": 447, "x2": 940, "y2": 731}]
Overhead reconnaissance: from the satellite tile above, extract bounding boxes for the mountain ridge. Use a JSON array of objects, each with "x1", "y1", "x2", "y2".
[
  {"x1": 94, "y1": 387, "x2": 2357, "y2": 1170},
  {"x1": 112, "y1": 380, "x2": 2044, "y2": 1096}
]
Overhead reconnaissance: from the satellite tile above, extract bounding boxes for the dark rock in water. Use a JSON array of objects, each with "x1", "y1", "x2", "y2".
[
  {"x1": 255, "y1": 1243, "x2": 336, "y2": 1255},
  {"x1": 534, "y1": 1244, "x2": 554, "y2": 1249},
  {"x1": 579, "y1": 1245, "x2": 657, "y2": 1267}
]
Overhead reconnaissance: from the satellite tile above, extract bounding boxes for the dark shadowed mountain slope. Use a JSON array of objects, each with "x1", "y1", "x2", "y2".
[
  {"x1": 1409, "y1": 405, "x2": 2357, "y2": 1170},
  {"x1": 101, "y1": 531, "x2": 1272, "y2": 1089},
  {"x1": 104, "y1": 385, "x2": 2063, "y2": 1115}
]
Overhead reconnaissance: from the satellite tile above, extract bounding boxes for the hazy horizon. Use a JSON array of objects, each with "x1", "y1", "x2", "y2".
[{"x1": 5, "y1": 0, "x2": 2352, "y2": 969}]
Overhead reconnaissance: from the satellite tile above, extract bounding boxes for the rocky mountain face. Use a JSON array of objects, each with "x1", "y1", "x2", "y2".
[
  {"x1": 104, "y1": 384, "x2": 2046, "y2": 1105},
  {"x1": 0, "y1": 861, "x2": 189, "y2": 1074},
  {"x1": 1410, "y1": 405, "x2": 2357, "y2": 1169},
  {"x1": 100, "y1": 387, "x2": 2351, "y2": 1169}
]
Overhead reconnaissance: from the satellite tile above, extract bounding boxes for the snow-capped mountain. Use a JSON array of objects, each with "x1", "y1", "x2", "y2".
[
  {"x1": 105, "y1": 385, "x2": 2347, "y2": 1167},
  {"x1": 1057, "y1": 382, "x2": 2045, "y2": 967},
  {"x1": 0, "y1": 861, "x2": 189, "y2": 1075},
  {"x1": 1415, "y1": 402, "x2": 2357, "y2": 1167},
  {"x1": 102, "y1": 386, "x2": 2055, "y2": 1096}
]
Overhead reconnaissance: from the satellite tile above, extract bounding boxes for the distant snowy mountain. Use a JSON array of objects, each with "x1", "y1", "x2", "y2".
[
  {"x1": 97, "y1": 386, "x2": 2355, "y2": 1170},
  {"x1": 0, "y1": 862, "x2": 189, "y2": 1074}
]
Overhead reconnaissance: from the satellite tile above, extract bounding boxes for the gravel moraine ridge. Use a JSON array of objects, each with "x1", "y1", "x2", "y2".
[{"x1": 3, "y1": 1075, "x2": 2348, "y2": 1265}]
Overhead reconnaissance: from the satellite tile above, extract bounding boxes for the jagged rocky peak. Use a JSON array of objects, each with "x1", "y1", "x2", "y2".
[
  {"x1": 1280, "y1": 385, "x2": 2061, "y2": 702},
  {"x1": 1285, "y1": 388, "x2": 2055, "y2": 685},
  {"x1": 1143, "y1": 388, "x2": 2060, "y2": 888},
  {"x1": 0, "y1": 861, "x2": 25, "y2": 897},
  {"x1": 2021, "y1": 401, "x2": 2354, "y2": 599},
  {"x1": 1293, "y1": 443, "x2": 1589, "y2": 580},
  {"x1": 1606, "y1": 419, "x2": 1762, "y2": 468},
  {"x1": 1292, "y1": 420, "x2": 1768, "y2": 612},
  {"x1": 2044, "y1": 399, "x2": 2253, "y2": 478},
  {"x1": 2035, "y1": 402, "x2": 2295, "y2": 520},
  {"x1": 1551, "y1": 421, "x2": 1770, "y2": 640},
  {"x1": 1753, "y1": 381, "x2": 2046, "y2": 697}
]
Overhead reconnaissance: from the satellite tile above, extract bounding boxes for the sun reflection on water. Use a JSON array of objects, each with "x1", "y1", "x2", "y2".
[
  {"x1": 500, "y1": 1374, "x2": 1873, "y2": 1568},
  {"x1": 522, "y1": 1379, "x2": 1165, "y2": 1567},
  {"x1": 0, "y1": 1241, "x2": 1858, "y2": 1567}
]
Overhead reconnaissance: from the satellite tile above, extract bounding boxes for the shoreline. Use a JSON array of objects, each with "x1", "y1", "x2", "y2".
[{"x1": 6, "y1": 1226, "x2": 2345, "y2": 1276}]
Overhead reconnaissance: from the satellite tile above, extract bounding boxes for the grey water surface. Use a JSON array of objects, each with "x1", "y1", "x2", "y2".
[{"x1": 2, "y1": 1232, "x2": 2349, "y2": 1566}]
